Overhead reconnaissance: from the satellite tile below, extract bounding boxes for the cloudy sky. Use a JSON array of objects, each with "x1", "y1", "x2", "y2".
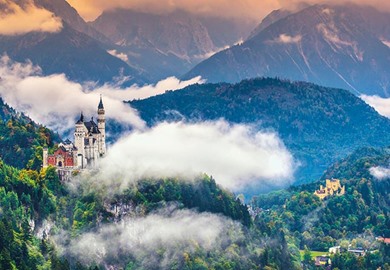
[
  {"x1": 65, "y1": 0, "x2": 390, "y2": 22},
  {"x1": 1, "y1": 0, "x2": 390, "y2": 35}
]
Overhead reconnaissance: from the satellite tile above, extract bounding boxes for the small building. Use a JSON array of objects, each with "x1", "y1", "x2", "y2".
[
  {"x1": 348, "y1": 248, "x2": 366, "y2": 257},
  {"x1": 314, "y1": 179, "x2": 345, "y2": 200},
  {"x1": 376, "y1": 237, "x2": 390, "y2": 245},
  {"x1": 315, "y1": 256, "x2": 331, "y2": 267},
  {"x1": 329, "y1": 246, "x2": 341, "y2": 254}
]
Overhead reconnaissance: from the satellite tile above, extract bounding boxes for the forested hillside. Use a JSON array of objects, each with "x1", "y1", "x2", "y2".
[
  {"x1": 0, "y1": 87, "x2": 389, "y2": 269},
  {"x1": 0, "y1": 98, "x2": 57, "y2": 170},
  {"x1": 252, "y1": 146, "x2": 390, "y2": 269},
  {"x1": 130, "y1": 78, "x2": 390, "y2": 184}
]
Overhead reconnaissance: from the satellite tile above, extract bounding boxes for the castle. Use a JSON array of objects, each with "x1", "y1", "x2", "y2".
[
  {"x1": 314, "y1": 179, "x2": 345, "y2": 200},
  {"x1": 43, "y1": 96, "x2": 106, "y2": 172}
]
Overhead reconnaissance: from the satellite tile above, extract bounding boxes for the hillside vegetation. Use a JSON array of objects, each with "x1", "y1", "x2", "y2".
[{"x1": 130, "y1": 77, "x2": 390, "y2": 184}]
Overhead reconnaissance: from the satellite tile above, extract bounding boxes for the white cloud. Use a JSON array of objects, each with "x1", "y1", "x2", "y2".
[
  {"x1": 56, "y1": 207, "x2": 242, "y2": 268},
  {"x1": 370, "y1": 166, "x2": 390, "y2": 180},
  {"x1": 95, "y1": 76, "x2": 204, "y2": 101},
  {"x1": 361, "y1": 95, "x2": 390, "y2": 118},
  {"x1": 107, "y1": 49, "x2": 129, "y2": 62},
  {"x1": 272, "y1": 33, "x2": 302, "y2": 44},
  {"x1": 66, "y1": 0, "x2": 280, "y2": 22},
  {"x1": 0, "y1": 0, "x2": 62, "y2": 35},
  {"x1": 0, "y1": 55, "x2": 203, "y2": 134},
  {"x1": 69, "y1": 120, "x2": 296, "y2": 195}
]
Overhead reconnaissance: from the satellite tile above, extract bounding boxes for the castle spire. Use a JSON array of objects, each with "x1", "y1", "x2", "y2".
[
  {"x1": 98, "y1": 94, "x2": 104, "y2": 109},
  {"x1": 76, "y1": 111, "x2": 84, "y2": 124}
]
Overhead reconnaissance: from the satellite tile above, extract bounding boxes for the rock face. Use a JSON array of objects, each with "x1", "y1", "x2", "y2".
[
  {"x1": 90, "y1": 9, "x2": 254, "y2": 81},
  {"x1": 184, "y1": 4, "x2": 390, "y2": 97}
]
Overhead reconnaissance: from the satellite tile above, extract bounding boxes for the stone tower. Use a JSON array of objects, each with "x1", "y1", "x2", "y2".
[
  {"x1": 43, "y1": 147, "x2": 48, "y2": 168},
  {"x1": 74, "y1": 112, "x2": 86, "y2": 168},
  {"x1": 97, "y1": 95, "x2": 106, "y2": 156}
]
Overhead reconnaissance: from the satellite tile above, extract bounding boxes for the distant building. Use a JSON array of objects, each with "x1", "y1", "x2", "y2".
[
  {"x1": 314, "y1": 179, "x2": 345, "y2": 200},
  {"x1": 376, "y1": 237, "x2": 390, "y2": 245},
  {"x1": 329, "y1": 246, "x2": 341, "y2": 254},
  {"x1": 43, "y1": 96, "x2": 106, "y2": 178},
  {"x1": 348, "y1": 247, "x2": 366, "y2": 257},
  {"x1": 315, "y1": 256, "x2": 331, "y2": 267}
]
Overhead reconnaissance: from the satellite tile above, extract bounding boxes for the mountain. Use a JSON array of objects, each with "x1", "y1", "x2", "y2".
[
  {"x1": 0, "y1": 23, "x2": 145, "y2": 84},
  {"x1": 184, "y1": 4, "x2": 390, "y2": 97},
  {"x1": 90, "y1": 9, "x2": 254, "y2": 81},
  {"x1": 129, "y1": 78, "x2": 390, "y2": 184},
  {"x1": 0, "y1": 0, "x2": 146, "y2": 85},
  {"x1": 32, "y1": 0, "x2": 109, "y2": 43}
]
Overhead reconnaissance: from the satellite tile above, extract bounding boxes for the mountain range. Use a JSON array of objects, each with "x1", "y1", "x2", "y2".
[
  {"x1": 90, "y1": 9, "x2": 253, "y2": 82},
  {"x1": 185, "y1": 4, "x2": 390, "y2": 97},
  {"x1": 0, "y1": 0, "x2": 145, "y2": 85},
  {"x1": 1, "y1": 0, "x2": 254, "y2": 84}
]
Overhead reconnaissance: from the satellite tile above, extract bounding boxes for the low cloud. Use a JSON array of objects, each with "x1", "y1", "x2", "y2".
[
  {"x1": 361, "y1": 95, "x2": 390, "y2": 118},
  {"x1": 67, "y1": 0, "x2": 390, "y2": 23},
  {"x1": 70, "y1": 120, "x2": 296, "y2": 194},
  {"x1": 271, "y1": 34, "x2": 302, "y2": 44},
  {"x1": 369, "y1": 166, "x2": 390, "y2": 180},
  {"x1": 107, "y1": 49, "x2": 129, "y2": 62},
  {"x1": 0, "y1": 0, "x2": 62, "y2": 35},
  {"x1": 56, "y1": 207, "x2": 242, "y2": 268},
  {"x1": 66, "y1": 0, "x2": 280, "y2": 22},
  {"x1": 0, "y1": 55, "x2": 203, "y2": 134}
]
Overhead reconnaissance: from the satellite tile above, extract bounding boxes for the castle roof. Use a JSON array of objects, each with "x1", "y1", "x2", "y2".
[
  {"x1": 63, "y1": 139, "x2": 72, "y2": 145},
  {"x1": 84, "y1": 119, "x2": 100, "y2": 134},
  {"x1": 76, "y1": 112, "x2": 84, "y2": 124},
  {"x1": 98, "y1": 95, "x2": 104, "y2": 109}
]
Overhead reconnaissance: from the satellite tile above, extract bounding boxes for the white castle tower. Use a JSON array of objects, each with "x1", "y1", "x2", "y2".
[
  {"x1": 74, "y1": 112, "x2": 86, "y2": 168},
  {"x1": 97, "y1": 95, "x2": 106, "y2": 156}
]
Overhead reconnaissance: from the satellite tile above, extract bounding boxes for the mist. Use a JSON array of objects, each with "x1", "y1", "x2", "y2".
[
  {"x1": 67, "y1": 0, "x2": 390, "y2": 23},
  {"x1": 361, "y1": 95, "x2": 390, "y2": 118},
  {"x1": 0, "y1": 55, "x2": 203, "y2": 134},
  {"x1": 56, "y1": 206, "x2": 243, "y2": 268},
  {"x1": 0, "y1": 0, "x2": 62, "y2": 35},
  {"x1": 66, "y1": 0, "x2": 280, "y2": 22},
  {"x1": 370, "y1": 166, "x2": 390, "y2": 180},
  {"x1": 68, "y1": 120, "x2": 296, "y2": 195}
]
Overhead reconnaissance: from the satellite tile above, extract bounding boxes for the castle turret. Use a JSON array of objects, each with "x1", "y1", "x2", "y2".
[
  {"x1": 43, "y1": 147, "x2": 48, "y2": 168},
  {"x1": 74, "y1": 112, "x2": 86, "y2": 168},
  {"x1": 97, "y1": 95, "x2": 106, "y2": 156}
]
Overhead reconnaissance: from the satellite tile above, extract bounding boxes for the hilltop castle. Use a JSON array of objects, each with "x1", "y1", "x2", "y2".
[
  {"x1": 43, "y1": 96, "x2": 106, "y2": 171},
  {"x1": 314, "y1": 179, "x2": 345, "y2": 200}
]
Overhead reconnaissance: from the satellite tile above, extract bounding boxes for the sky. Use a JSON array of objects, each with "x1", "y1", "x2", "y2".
[
  {"x1": 65, "y1": 0, "x2": 390, "y2": 22},
  {"x1": 0, "y1": 0, "x2": 389, "y2": 35}
]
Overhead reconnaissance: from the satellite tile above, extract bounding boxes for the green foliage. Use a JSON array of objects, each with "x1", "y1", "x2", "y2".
[
  {"x1": 0, "y1": 98, "x2": 58, "y2": 170},
  {"x1": 126, "y1": 176, "x2": 252, "y2": 226},
  {"x1": 129, "y1": 77, "x2": 390, "y2": 183}
]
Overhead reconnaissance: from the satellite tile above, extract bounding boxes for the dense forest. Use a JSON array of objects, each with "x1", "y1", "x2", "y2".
[
  {"x1": 252, "y1": 146, "x2": 390, "y2": 269},
  {"x1": 129, "y1": 78, "x2": 390, "y2": 184},
  {"x1": 0, "y1": 98, "x2": 58, "y2": 170}
]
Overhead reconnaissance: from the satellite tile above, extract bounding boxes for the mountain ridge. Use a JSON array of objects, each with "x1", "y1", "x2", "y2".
[
  {"x1": 129, "y1": 77, "x2": 390, "y2": 185},
  {"x1": 184, "y1": 4, "x2": 390, "y2": 97}
]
